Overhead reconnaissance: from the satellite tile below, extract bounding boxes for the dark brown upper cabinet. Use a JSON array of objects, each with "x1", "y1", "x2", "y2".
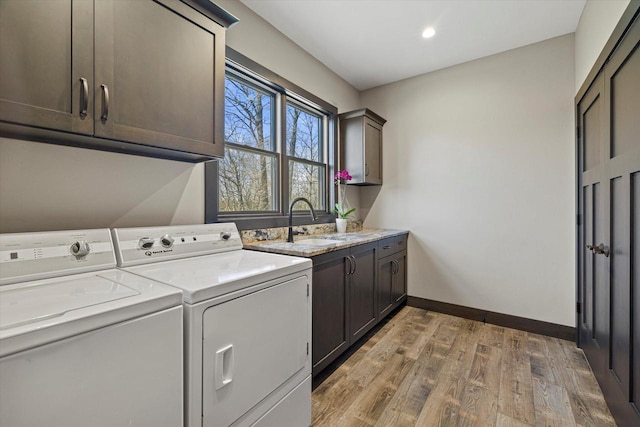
[
  {"x1": 0, "y1": 0, "x2": 237, "y2": 162},
  {"x1": 339, "y1": 108, "x2": 387, "y2": 185}
]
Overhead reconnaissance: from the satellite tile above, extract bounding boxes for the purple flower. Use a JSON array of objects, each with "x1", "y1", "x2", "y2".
[
  {"x1": 333, "y1": 169, "x2": 355, "y2": 218},
  {"x1": 334, "y1": 169, "x2": 352, "y2": 182}
]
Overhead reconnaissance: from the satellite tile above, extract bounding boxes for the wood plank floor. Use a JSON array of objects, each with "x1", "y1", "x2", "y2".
[{"x1": 312, "y1": 306, "x2": 616, "y2": 427}]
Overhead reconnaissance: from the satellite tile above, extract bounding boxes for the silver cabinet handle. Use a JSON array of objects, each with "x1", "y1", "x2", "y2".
[
  {"x1": 383, "y1": 245, "x2": 391, "y2": 250},
  {"x1": 79, "y1": 78, "x2": 88, "y2": 119},
  {"x1": 345, "y1": 256, "x2": 352, "y2": 275},
  {"x1": 100, "y1": 84, "x2": 109, "y2": 122},
  {"x1": 392, "y1": 259, "x2": 399, "y2": 274},
  {"x1": 350, "y1": 255, "x2": 357, "y2": 275}
]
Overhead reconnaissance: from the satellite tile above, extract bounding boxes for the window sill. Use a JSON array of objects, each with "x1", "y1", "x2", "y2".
[{"x1": 216, "y1": 213, "x2": 337, "y2": 231}]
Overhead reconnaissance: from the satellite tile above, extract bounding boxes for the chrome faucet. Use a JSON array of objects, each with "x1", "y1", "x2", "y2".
[{"x1": 287, "y1": 197, "x2": 318, "y2": 243}]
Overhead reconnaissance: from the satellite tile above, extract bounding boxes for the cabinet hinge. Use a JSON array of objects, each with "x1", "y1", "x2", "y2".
[
  {"x1": 307, "y1": 342, "x2": 309, "y2": 355},
  {"x1": 576, "y1": 301, "x2": 581, "y2": 314}
]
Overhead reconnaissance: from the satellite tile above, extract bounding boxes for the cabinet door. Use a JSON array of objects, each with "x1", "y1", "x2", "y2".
[
  {"x1": 377, "y1": 256, "x2": 393, "y2": 318},
  {"x1": 599, "y1": 16, "x2": 640, "y2": 426},
  {"x1": 392, "y1": 252, "x2": 407, "y2": 303},
  {"x1": 94, "y1": 0, "x2": 224, "y2": 156},
  {"x1": 577, "y1": 73, "x2": 608, "y2": 384},
  {"x1": 363, "y1": 117, "x2": 382, "y2": 184},
  {"x1": 312, "y1": 251, "x2": 349, "y2": 375},
  {"x1": 0, "y1": 0, "x2": 93, "y2": 135},
  {"x1": 349, "y1": 244, "x2": 377, "y2": 342}
]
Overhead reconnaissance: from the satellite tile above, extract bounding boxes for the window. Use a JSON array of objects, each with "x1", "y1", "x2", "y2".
[
  {"x1": 208, "y1": 54, "x2": 337, "y2": 228},
  {"x1": 286, "y1": 102, "x2": 325, "y2": 210},
  {"x1": 219, "y1": 76, "x2": 277, "y2": 213}
]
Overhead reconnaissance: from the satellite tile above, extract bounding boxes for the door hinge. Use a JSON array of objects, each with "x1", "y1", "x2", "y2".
[
  {"x1": 576, "y1": 301, "x2": 581, "y2": 314},
  {"x1": 307, "y1": 342, "x2": 309, "y2": 355}
]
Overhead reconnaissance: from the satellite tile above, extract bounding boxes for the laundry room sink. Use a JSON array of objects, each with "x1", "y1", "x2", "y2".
[{"x1": 294, "y1": 238, "x2": 342, "y2": 246}]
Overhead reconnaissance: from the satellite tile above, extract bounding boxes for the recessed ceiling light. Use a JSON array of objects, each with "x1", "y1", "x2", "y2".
[{"x1": 422, "y1": 27, "x2": 436, "y2": 39}]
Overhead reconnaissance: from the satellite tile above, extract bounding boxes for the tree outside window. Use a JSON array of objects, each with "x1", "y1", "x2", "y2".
[
  {"x1": 286, "y1": 103, "x2": 325, "y2": 210},
  {"x1": 219, "y1": 70, "x2": 329, "y2": 215},
  {"x1": 219, "y1": 76, "x2": 276, "y2": 213}
]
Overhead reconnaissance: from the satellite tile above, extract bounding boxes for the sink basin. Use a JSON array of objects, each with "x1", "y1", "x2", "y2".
[{"x1": 294, "y1": 238, "x2": 342, "y2": 246}]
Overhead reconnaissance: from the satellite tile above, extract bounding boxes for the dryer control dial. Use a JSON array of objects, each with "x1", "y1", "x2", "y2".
[
  {"x1": 160, "y1": 234, "x2": 174, "y2": 248},
  {"x1": 138, "y1": 237, "x2": 155, "y2": 250},
  {"x1": 220, "y1": 232, "x2": 232, "y2": 241},
  {"x1": 70, "y1": 240, "x2": 90, "y2": 258}
]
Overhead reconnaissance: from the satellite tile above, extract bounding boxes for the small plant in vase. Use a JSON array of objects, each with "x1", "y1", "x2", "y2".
[{"x1": 333, "y1": 169, "x2": 355, "y2": 232}]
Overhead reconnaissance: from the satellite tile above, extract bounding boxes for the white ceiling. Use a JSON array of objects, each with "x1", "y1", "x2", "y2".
[{"x1": 240, "y1": 0, "x2": 586, "y2": 91}]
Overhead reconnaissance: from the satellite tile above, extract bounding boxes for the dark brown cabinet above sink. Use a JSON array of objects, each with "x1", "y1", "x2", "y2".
[{"x1": 339, "y1": 108, "x2": 387, "y2": 185}]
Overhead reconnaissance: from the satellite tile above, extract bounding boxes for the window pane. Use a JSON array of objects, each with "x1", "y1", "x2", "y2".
[
  {"x1": 219, "y1": 147, "x2": 276, "y2": 212},
  {"x1": 286, "y1": 104, "x2": 321, "y2": 161},
  {"x1": 225, "y1": 77, "x2": 274, "y2": 151},
  {"x1": 289, "y1": 161, "x2": 324, "y2": 210}
]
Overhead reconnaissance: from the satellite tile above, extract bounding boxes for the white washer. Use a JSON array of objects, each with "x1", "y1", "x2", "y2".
[
  {"x1": 0, "y1": 229, "x2": 184, "y2": 427},
  {"x1": 111, "y1": 223, "x2": 313, "y2": 427}
]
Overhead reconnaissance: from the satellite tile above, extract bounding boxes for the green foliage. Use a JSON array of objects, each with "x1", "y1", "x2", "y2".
[{"x1": 332, "y1": 203, "x2": 355, "y2": 219}]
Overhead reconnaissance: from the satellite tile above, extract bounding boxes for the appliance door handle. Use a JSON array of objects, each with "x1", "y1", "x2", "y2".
[
  {"x1": 79, "y1": 78, "x2": 88, "y2": 119},
  {"x1": 215, "y1": 344, "x2": 234, "y2": 390},
  {"x1": 100, "y1": 84, "x2": 109, "y2": 122}
]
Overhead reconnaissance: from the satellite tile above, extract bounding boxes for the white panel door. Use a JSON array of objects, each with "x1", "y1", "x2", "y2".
[{"x1": 202, "y1": 276, "x2": 309, "y2": 427}]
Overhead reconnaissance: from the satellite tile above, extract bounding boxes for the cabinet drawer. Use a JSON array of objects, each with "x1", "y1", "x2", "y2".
[{"x1": 377, "y1": 235, "x2": 407, "y2": 258}]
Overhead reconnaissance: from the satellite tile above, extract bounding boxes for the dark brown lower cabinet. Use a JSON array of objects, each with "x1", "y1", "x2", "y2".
[
  {"x1": 378, "y1": 250, "x2": 407, "y2": 319},
  {"x1": 348, "y1": 243, "x2": 377, "y2": 343},
  {"x1": 312, "y1": 242, "x2": 377, "y2": 375},
  {"x1": 312, "y1": 234, "x2": 408, "y2": 377},
  {"x1": 576, "y1": 4, "x2": 640, "y2": 426},
  {"x1": 312, "y1": 247, "x2": 349, "y2": 376}
]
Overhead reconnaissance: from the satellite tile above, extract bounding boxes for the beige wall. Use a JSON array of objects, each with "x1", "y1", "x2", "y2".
[
  {"x1": 575, "y1": 0, "x2": 630, "y2": 93},
  {"x1": 0, "y1": 1, "x2": 360, "y2": 233},
  {"x1": 360, "y1": 34, "x2": 576, "y2": 326}
]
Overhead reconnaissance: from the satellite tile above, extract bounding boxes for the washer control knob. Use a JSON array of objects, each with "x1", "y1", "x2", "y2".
[
  {"x1": 220, "y1": 232, "x2": 232, "y2": 241},
  {"x1": 70, "y1": 240, "x2": 90, "y2": 258},
  {"x1": 160, "y1": 234, "x2": 174, "y2": 248},
  {"x1": 138, "y1": 237, "x2": 155, "y2": 250}
]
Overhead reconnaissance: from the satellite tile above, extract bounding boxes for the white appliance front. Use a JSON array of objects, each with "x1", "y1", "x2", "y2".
[
  {"x1": 0, "y1": 229, "x2": 184, "y2": 427},
  {"x1": 0, "y1": 305, "x2": 183, "y2": 427},
  {"x1": 202, "y1": 275, "x2": 309, "y2": 427},
  {"x1": 112, "y1": 224, "x2": 313, "y2": 427}
]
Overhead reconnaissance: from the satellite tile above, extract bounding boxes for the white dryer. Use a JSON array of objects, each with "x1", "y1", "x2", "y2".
[
  {"x1": 112, "y1": 223, "x2": 313, "y2": 427},
  {"x1": 0, "y1": 229, "x2": 184, "y2": 427}
]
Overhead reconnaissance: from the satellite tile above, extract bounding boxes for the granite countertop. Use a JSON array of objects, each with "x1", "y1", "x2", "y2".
[{"x1": 243, "y1": 228, "x2": 409, "y2": 257}]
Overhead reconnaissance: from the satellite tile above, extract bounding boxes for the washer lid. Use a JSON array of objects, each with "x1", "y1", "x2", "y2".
[
  {"x1": 0, "y1": 269, "x2": 182, "y2": 357},
  {"x1": 1, "y1": 276, "x2": 138, "y2": 330},
  {"x1": 125, "y1": 249, "x2": 312, "y2": 304}
]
